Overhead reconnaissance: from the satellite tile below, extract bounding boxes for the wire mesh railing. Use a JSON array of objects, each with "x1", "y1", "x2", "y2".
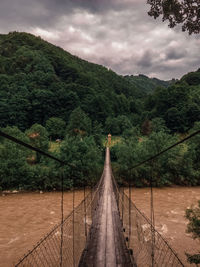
[
  {"x1": 4, "y1": 127, "x2": 193, "y2": 267},
  {"x1": 116, "y1": 186, "x2": 184, "y2": 267},
  {"x1": 15, "y1": 173, "x2": 105, "y2": 267}
]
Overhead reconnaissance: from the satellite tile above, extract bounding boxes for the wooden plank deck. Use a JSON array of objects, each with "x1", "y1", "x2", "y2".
[{"x1": 79, "y1": 148, "x2": 134, "y2": 267}]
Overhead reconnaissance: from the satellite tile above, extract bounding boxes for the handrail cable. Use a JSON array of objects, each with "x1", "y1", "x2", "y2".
[
  {"x1": 0, "y1": 130, "x2": 71, "y2": 166},
  {"x1": 127, "y1": 129, "x2": 200, "y2": 171},
  {"x1": 0, "y1": 130, "x2": 75, "y2": 266},
  {"x1": 124, "y1": 129, "x2": 200, "y2": 267}
]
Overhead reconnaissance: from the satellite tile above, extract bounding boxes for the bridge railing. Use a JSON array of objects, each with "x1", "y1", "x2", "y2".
[
  {"x1": 15, "y1": 173, "x2": 105, "y2": 267},
  {"x1": 115, "y1": 185, "x2": 184, "y2": 267}
]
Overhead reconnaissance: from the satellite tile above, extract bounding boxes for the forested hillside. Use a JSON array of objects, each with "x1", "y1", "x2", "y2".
[
  {"x1": 0, "y1": 31, "x2": 200, "y2": 191},
  {"x1": 124, "y1": 74, "x2": 175, "y2": 94},
  {"x1": 0, "y1": 31, "x2": 145, "y2": 132},
  {"x1": 144, "y1": 69, "x2": 200, "y2": 132},
  {"x1": 1, "y1": 32, "x2": 199, "y2": 135}
]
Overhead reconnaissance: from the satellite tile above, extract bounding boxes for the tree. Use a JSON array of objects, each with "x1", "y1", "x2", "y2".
[
  {"x1": 165, "y1": 107, "x2": 185, "y2": 132},
  {"x1": 67, "y1": 107, "x2": 91, "y2": 136},
  {"x1": 141, "y1": 119, "x2": 152, "y2": 136},
  {"x1": 91, "y1": 121, "x2": 104, "y2": 148},
  {"x1": 0, "y1": 126, "x2": 31, "y2": 190},
  {"x1": 147, "y1": 0, "x2": 200, "y2": 34},
  {"x1": 185, "y1": 201, "x2": 200, "y2": 264},
  {"x1": 105, "y1": 117, "x2": 120, "y2": 135},
  {"x1": 26, "y1": 124, "x2": 49, "y2": 163},
  {"x1": 151, "y1": 117, "x2": 169, "y2": 133},
  {"x1": 59, "y1": 135, "x2": 102, "y2": 187},
  {"x1": 114, "y1": 130, "x2": 182, "y2": 187},
  {"x1": 45, "y1": 117, "x2": 66, "y2": 140},
  {"x1": 105, "y1": 115, "x2": 132, "y2": 135}
]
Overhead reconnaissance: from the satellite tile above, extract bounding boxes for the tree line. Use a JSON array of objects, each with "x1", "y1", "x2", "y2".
[{"x1": 0, "y1": 112, "x2": 104, "y2": 191}]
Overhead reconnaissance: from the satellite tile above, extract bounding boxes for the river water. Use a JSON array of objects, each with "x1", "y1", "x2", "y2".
[{"x1": 0, "y1": 187, "x2": 199, "y2": 266}]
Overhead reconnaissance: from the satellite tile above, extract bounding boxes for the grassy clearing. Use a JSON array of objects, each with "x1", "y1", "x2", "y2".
[{"x1": 49, "y1": 141, "x2": 61, "y2": 153}]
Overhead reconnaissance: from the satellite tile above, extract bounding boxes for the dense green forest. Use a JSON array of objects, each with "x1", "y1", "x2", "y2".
[
  {"x1": 0, "y1": 31, "x2": 144, "y2": 132},
  {"x1": 124, "y1": 74, "x2": 175, "y2": 94},
  {"x1": 0, "y1": 31, "x2": 200, "y2": 191}
]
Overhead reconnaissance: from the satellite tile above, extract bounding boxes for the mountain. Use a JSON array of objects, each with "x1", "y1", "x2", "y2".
[
  {"x1": 124, "y1": 74, "x2": 176, "y2": 94},
  {"x1": 144, "y1": 69, "x2": 200, "y2": 132},
  {"x1": 0, "y1": 31, "x2": 145, "y2": 131},
  {"x1": 1, "y1": 31, "x2": 198, "y2": 135}
]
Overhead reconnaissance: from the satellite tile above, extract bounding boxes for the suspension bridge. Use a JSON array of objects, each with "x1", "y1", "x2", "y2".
[{"x1": 1, "y1": 130, "x2": 199, "y2": 266}]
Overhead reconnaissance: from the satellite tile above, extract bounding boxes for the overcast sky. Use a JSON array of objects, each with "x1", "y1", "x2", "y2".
[{"x1": 0, "y1": 0, "x2": 199, "y2": 80}]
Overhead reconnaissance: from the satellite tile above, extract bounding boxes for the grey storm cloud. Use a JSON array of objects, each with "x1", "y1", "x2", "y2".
[
  {"x1": 166, "y1": 49, "x2": 187, "y2": 60},
  {"x1": 0, "y1": 0, "x2": 199, "y2": 80},
  {"x1": 137, "y1": 50, "x2": 154, "y2": 68}
]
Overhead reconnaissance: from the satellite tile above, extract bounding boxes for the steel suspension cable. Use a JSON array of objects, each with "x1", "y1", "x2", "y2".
[
  {"x1": 0, "y1": 130, "x2": 75, "y2": 266},
  {"x1": 127, "y1": 129, "x2": 200, "y2": 172},
  {"x1": 124, "y1": 129, "x2": 200, "y2": 266},
  {"x1": 0, "y1": 130, "x2": 75, "y2": 168}
]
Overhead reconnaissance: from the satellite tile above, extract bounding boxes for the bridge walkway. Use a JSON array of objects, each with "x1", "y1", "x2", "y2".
[{"x1": 79, "y1": 147, "x2": 134, "y2": 266}]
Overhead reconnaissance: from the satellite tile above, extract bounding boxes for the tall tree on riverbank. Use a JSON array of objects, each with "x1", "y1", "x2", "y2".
[
  {"x1": 0, "y1": 126, "x2": 31, "y2": 190},
  {"x1": 185, "y1": 201, "x2": 200, "y2": 264}
]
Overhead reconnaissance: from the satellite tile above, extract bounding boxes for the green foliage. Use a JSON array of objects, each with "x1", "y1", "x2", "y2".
[
  {"x1": 186, "y1": 201, "x2": 200, "y2": 240},
  {"x1": 105, "y1": 115, "x2": 132, "y2": 135},
  {"x1": 26, "y1": 123, "x2": 49, "y2": 163},
  {"x1": 67, "y1": 107, "x2": 91, "y2": 136},
  {"x1": 182, "y1": 70, "x2": 200, "y2": 86},
  {"x1": 186, "y1": 122, "x2": 200, "y2": 176},
  {"x1": 0, "y1": 126, "x2": 31, "y2": 190},
  {"x1": 91, "y1": 121, "x2": 104, "y2": 148},
  {"x1": 1, "y1": 32, "x2": 198, "y2": 136},
  {"x1": 0, "y1": 126, "x2": 103, "y2": 191},
  {"x1": 147, "y1": 0, "x2": 200, "y2": 34},
  {"x1": 185, "y1": 201, "x2": 200, "y2": 264},
  {"x1": 151, "y1": 117, "x2": 169, "y2": 133},
  {"x1": 122, "y1": 127, "x2": 140, "y2": 139},
  {"x1": 144, "y1": 70, "x2": 200, "y2": 132},
  {"x1": 0, "y1": 31, "x2": 200, "y2": 192},
  {"x1": 125, "y1": 74, "x2": 173, "y2": 94},
  {"x1": 0, "y1": 32, "x2": 143, "y2": 131},
  {"x1": 59, "y1": 135, "x2": 103, "y2": 187},
  {"x1": 112, "y1": 129, "x2": 199, "y2": 187},
  {"x1": 45, "y1": 117, "x2": 66, "y2": 140}
]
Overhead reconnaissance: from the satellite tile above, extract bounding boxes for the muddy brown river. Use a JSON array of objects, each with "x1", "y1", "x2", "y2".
[{"x1": 0, "y1": 187, "x2": 200, "y2": 266}]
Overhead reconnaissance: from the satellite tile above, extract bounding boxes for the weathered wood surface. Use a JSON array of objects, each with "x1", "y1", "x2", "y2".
[{"x1": 79, "y1": 148, "x2": 134, "y2": 267}]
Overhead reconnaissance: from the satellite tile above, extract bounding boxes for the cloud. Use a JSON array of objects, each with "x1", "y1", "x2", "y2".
[
  {"x1": 0, "y1": 0, "x2": 199, "y2": 80},
  {"x1": 137, "y1": 50, "x2": 154, "y2": 68}
]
